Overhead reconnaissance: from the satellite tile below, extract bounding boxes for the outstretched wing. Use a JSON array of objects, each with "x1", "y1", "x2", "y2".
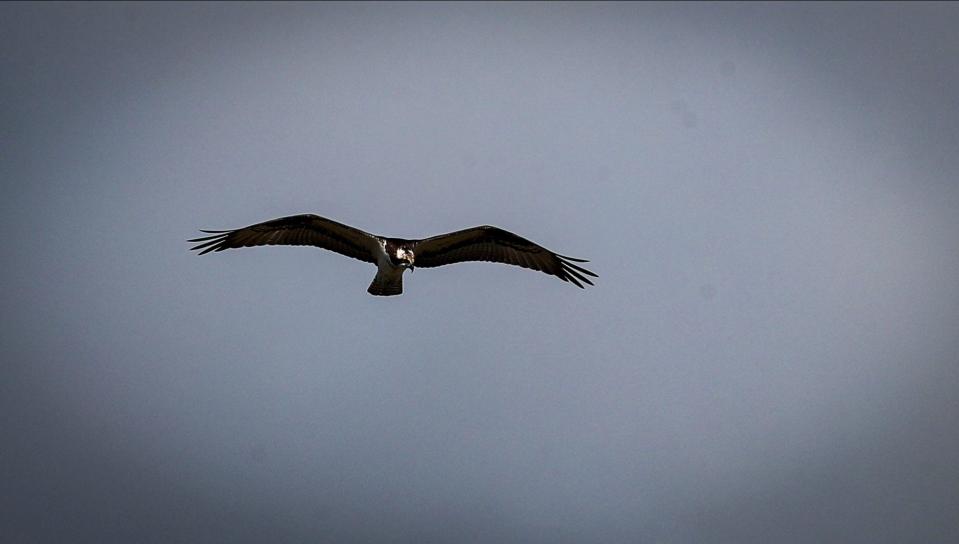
[
  {"x1": 413, "y1": 226, "x2": 597, "y2": 288},
  {"x1": 188, "y1": 214, "x2": 381, "y2": 263}
]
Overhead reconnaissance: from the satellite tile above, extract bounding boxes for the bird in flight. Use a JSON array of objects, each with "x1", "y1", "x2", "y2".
[{"x1": 188, "y1": 214, "x2": 597, "y2": 296}]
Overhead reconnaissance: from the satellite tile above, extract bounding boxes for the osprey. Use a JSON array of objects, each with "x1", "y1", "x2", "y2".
[{"x1": 188, "y1": 214, "x2": 597, "y2": 296}]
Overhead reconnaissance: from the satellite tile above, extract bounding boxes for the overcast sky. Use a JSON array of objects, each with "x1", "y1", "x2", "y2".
[{"x1": 2, "y1": 2, "x2": 958, "y2": 542}]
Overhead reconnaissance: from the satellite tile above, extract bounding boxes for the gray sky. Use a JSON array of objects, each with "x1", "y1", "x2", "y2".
[{"x1": 2, "y1": 2, "x2": 958, "y2": 542}]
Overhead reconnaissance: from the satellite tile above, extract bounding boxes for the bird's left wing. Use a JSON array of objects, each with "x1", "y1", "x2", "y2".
[
  {"x1": 413, "y1": 226, "x2": 597, "y2": 288},
  {"x1": 188, "y1": 214, "x2": 381, "y2": 263}
]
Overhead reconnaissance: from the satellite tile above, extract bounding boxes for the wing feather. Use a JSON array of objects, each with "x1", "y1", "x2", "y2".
[
  {"x1": 413, "y1": 226, "x2": 597, "y2": 288},
  {"x1": 188, "y1": 214, "x2": 380, "y2": 263}
]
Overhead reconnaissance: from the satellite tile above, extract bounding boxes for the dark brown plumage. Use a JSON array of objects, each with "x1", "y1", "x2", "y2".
[
  {"x1": 187, "y1": 214, "x2": 379, "y2": 263},
  {"x1": 189, "y1": 213, "x2": 596, "y2": 295},
  {"x1": 412, "y1": 226, "x2": 597, "y2": 288}
]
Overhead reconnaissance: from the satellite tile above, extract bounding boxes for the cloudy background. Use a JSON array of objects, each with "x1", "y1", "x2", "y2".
[{"x1": 2, "y1": 2, "x2": 957, "y2": 542}]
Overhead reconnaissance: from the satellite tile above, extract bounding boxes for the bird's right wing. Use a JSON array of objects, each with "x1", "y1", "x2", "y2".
[{"x1": 188, "y1": 214, "x2": 381, "y2": 264}]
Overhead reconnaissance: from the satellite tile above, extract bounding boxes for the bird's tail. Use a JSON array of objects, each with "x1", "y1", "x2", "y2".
[{"x1": 367, "y1": 269, "x2": 404, "y2": 296}]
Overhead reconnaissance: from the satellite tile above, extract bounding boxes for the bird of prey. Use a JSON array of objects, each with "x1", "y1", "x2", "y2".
[{"x1": 188, "y1": 213, "x2": 597, "y2": 296}]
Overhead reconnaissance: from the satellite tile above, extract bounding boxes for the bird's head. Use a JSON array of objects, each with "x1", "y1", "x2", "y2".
[{"x1": 395, "y1": 247, "x2": 415, "y2": 272}]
